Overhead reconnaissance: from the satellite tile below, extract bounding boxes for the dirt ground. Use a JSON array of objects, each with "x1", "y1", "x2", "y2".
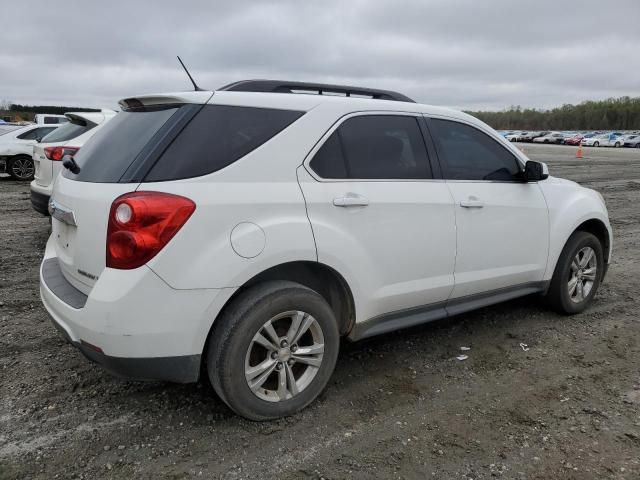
[{"x1": 1, "y1": 143, "x2": 639, "y2": 480}]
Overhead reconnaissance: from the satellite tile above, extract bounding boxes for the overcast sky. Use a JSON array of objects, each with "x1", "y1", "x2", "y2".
[{"x1": 1, "y1": 0, "x2": 639, "y2": 111}]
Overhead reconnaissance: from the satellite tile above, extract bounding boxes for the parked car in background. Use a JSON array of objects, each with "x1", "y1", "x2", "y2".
[
  {"x1": 520, "y1": 131, "x2": 548, "y2": 142},
  {"x1": 564, "y1": 134, "x2": 584, "y2": 146},
  {"x1": 35, "y1": 114, "x2": 69, "y2": 125},
  {"x1": 581, "y1": 133, "x2": 624, "y2": 147},
  {"x1": 39, "y1": 80, "x2": 612, "y2": 420},
  {"x1": 505, "y1": 131, "x2": 524, "y2": 142},
  {"x1": 30, "y1": 110, "x2": 116, "y2": 214},
  {"x1": 533, "y1": 132, "x2": 565, "y2": 144},
  {"x1": 0, "y1": 124, "x2": 61, "y2": 180},
  {"x1": 623, "y1": 135, "x2": 640, "y2": 148}
]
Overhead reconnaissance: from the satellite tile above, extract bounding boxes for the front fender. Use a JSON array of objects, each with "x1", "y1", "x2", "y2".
[{"x1": 541, "y1": 178, "x2": 612, "y2": 280}]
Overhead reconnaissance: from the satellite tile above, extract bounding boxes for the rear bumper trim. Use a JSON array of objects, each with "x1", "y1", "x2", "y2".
[
  {"x1": 42, "y1": 258, "x2": 88, "y2": 309},
  {"x1": 30, "y1": 189, "x2": 50, "y2": 216}
]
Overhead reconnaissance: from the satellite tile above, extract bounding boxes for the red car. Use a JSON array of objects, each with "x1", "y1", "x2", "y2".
[{"x1": 564, "y1": 134, "x2": 584, "y2": 146}]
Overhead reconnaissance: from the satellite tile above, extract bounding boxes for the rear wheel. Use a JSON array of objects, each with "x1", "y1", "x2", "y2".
[
  {"x1": 614, "y1": 142, "x2": 621, "y2": 147},
  {"x1": 207, "y1": 281, "x2": 339, "y2": 420},
  {"x1": 594, "y1": 141, "x2": 600, "y2": 147},
  {"x1": 546, "y1": 231, "x2": 604, "y2": 314},
  {"x1": 8, "y1": 155, "x2": 35, "y2": 180}
]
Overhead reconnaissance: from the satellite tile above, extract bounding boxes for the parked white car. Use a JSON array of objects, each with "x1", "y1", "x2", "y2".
[
  {"x1": 505, "y1": 131, "x2": 523, "y2": 142},
  {"x1": 40, "y1": 81, "x2": 612, "y2": 420},
  {"x1": 581, "y1": 133, "x2": 623, "y2": 147},
  {"x1": 0, "y1": 124, "x2": 61, "y2": 180},
  {"x1": 532, "y1": 132, "x2": 565, "y2": 144},
  {"x1": 30, "y1": 110, "x2": 116, "y2": 215}
]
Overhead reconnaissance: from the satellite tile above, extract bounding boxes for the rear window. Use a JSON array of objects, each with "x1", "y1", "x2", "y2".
[
  {"x1": 65, "y1": 107, "x2": 179, "y2": 183},
  {"x1": 144, "y1": 105, "x2": 304, "y2": 182},
  {"x1": 42, "y1": 118, "x2": 96, "y2": 143}
]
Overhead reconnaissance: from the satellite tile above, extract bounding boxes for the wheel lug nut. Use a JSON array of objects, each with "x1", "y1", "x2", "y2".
[
  {"x1": 280, "y1": 340, "x2": 289, "y2": 348},
  {"x1": 291, "y1": 345, "x2": 298, "y2": 352},
  {"x1": 288, "y1": 359, "x2": 295, "y2": 366},
  {"x1": 271, "y1": 352, "x2": 278, "y2": 359},
  {"x1": 276, "y1": 363, "x2": 283, "y2": 370}
]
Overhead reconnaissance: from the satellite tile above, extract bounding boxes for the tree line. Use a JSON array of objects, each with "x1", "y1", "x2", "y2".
[
  {"x1": 9, "y1": 104, "x2": 100, "y2": 115},
  {"x1": 466, "y1": 96, "x2": 640, "y2": 131}
]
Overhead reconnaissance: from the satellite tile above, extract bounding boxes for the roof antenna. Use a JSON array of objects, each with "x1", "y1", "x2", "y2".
[{"x1": 177, "y1": 56, "x2": 204, "y2": 91}]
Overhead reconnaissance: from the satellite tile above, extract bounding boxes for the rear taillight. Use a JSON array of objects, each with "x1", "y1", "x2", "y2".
[
  {"x1": 106, "y1": 192, "x2": 196, "y2": 270},
  {"x1": 44, "y1": 146, "x2": 80, "y2": 161}
]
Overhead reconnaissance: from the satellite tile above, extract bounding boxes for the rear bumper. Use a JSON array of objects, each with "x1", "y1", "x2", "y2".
[
  {"x1": 39, "y1": 236, "x2": 236, "y2": 383},
  {"x1": 30, "y1": 181, "x2": 51, "y2": 216},
  {"x1": 48, "y1": 314, "x2": 201, "y2": 383}
]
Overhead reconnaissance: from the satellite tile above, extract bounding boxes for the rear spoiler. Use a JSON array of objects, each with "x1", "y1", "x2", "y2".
[{"x1": 118, "y1": 92, "x2": 213, "y2": 111}]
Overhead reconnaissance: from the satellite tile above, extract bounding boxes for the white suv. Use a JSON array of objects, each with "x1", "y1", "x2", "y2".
[
  {"x1": 30, "y1": 110, "x2": 116, "y2": 215},
  {"x1": 40, "y1": 81, "x2": 612, "y2": 420}
]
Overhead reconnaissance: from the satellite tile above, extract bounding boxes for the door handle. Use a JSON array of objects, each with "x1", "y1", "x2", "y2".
[
  {"x1": 459, "y1": 197, "x2": 484, "y2": 208},
  {"x1": 333, "y1": 194, "x2": 369, "y2": 207}
]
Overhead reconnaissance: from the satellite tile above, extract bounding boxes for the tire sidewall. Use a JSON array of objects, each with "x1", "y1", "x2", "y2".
[
  {"x1": 554, "y1": 232, "x2": 604, "y2": 314},
  {"x1": 213, "y1": 285, "x2": 339, "y2": 420}
]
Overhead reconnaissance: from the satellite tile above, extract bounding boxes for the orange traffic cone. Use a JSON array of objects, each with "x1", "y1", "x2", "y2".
[{"x1": 576, "y1": 145, "x2": 583, "y2": 159}]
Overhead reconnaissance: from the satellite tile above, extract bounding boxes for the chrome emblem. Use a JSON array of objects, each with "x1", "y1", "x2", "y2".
[{"x1": 48, "y1": 198, "x2": 77, "y2": 227}]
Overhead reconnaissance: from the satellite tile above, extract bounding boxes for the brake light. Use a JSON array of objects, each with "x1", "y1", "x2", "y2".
[
  {"x1": 44, "y1": 146, "x2": 80, "y2": 161},
  {"x1": 106, "y1": 192, "x2": 196, "y2": 270}
]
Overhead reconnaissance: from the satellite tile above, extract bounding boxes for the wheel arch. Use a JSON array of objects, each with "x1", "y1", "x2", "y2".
[{"x1": 574, "y1": 218, "x2": 611, "y2": 263}]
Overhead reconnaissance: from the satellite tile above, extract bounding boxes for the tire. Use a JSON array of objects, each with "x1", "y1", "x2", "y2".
[
  {"x1": 544, "y1": 139, "x2": 549, "y2": 143},
  {"x1": 594, "y1": 141, "x2": 599, "y2": 147},
  {"x1": 546, "y1": 231, "x2": 604, "y2": 315},
  {"x1": 207, "y1": 281, "x2": 340, "y2": 420},
  {"x1": 8, "y1": 155, "x2": 35, "y2": 180},
  {"x1": 614, "y1": 142, "x2": 620, "y2": 148}
]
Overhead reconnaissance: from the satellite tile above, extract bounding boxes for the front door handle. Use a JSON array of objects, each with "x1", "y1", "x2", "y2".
[
  {"x1": 460, "y1": 197, "x2": 484, "y2": 208},
  {"x1": 333, "y1": 194, "x2": 369, "y2": 207}
]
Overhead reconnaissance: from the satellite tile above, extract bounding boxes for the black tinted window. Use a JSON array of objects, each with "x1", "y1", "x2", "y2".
[
  {"x1": 41, "y1": 118, "x2": 96, "y2": 143},
  {"x1": 145, "y1": 105, "x2": 304, "y2": 181},
  {"x1": 17, "y1": 128, "x2": 41, "y2": 140},
  {"x1": 309, "y1": 132, "x2": 347, "y2": 178},
  {"x1": 65, "y1": 107, "x2": 178, "y2": 183},
  {"x1": 310, "y1": 115, "x2": 431, "y2": 179},
  {"x1": 429, "y1": 119, "x2": 522, "y2": 181}
]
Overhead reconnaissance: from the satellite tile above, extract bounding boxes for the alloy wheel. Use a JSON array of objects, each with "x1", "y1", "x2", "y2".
[
  {"x1": 245, "y1": 310, "x2": 325, "y2": 402},
  {"x1": 11, "y1": 157, "x2": 35, "y2": 180},
  {"x1": 567, "y1": 246, "x2": 597, "y2": 303}
]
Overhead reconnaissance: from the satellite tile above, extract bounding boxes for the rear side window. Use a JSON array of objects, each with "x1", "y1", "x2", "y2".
[
  {"x1": 310, "y1": 115, "x2": 431, "y2": 179},
  {"x1": 17, "y1": 128, "x2": 43, "y2": 140},
  {"x1": 145, "y1": 105, "x2": 304, "y2": 182},
  {"x1": 65, "y1": 107, "x2": 179, "y2": 183},
  {"x1": 41, "y1": 118, "x2": 97, "y2": 143},
  {"x1": 428, "y1": 119, "x2": 522, "y2": 181}
]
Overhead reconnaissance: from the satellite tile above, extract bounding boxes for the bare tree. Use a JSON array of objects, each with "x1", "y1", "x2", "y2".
[{"x1": 0, "y1": 99, "x2": 13, "y2": 111}]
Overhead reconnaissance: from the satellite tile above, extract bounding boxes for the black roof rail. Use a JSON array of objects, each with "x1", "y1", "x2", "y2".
[{"x1": 218, "y1": 79, "x2": 415, "y2": 103}]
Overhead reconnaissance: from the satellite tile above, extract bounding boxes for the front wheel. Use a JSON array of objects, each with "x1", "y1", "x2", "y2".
[
  {"x1": 594, "y1": 141, "x2": 600, "y2": 147},
  {"x1": 207, "y1": 281, "x2": 340, "y2": 420},
  {"x1": 8, "y1": 155, "x2": 35, "y2": 180},
  {"x1": 614, "y1": 142, "x2": 620, "y2": 147},
  {"x1": 546, "y1": 231, "x2": 604, "y2": 314}
]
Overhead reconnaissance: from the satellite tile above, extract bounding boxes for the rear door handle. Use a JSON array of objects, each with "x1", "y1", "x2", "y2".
[
  {"x1": 333, "y1": 194, "x2": 369, "y2": 207},
  {"x1": 460, "y1": 197, "x2": 484, "y2": 208}
]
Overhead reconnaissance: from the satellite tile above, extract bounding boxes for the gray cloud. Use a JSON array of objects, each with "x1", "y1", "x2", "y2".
[{"x1": 1, "y1": 0, "x2": 638, "y2": 111}]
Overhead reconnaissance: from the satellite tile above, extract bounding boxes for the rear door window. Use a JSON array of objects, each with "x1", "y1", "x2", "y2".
[
  {"x1": 428, "y1": 119, "x2": 522, "y2": 181},
  {"x1": 42, "y1": 118, "x2": 97, "y2": 143},
  {"x1": 310, "y1": 115, "x2": 432, "y2": 179},
  {"x1": 144, "y1": 105, "x2": 304, "y2": 182}
]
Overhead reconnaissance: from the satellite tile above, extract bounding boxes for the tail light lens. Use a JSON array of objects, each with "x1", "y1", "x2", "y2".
[
  {"x1": 43, "y1": 146, "x2": 80, "y2": 161},
  {"x1": 106, "y1": 192, "x2": 196, "y2": 270}
]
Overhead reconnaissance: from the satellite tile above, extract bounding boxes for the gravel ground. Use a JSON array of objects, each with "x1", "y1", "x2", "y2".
[{"x1": 1, "y1": 143, "x2": 639, "y2": 480}]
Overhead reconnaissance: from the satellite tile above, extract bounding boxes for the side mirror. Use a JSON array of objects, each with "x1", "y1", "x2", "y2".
[{"x1": 523, "y1": 160, "x2": 549, "y2": 182}]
